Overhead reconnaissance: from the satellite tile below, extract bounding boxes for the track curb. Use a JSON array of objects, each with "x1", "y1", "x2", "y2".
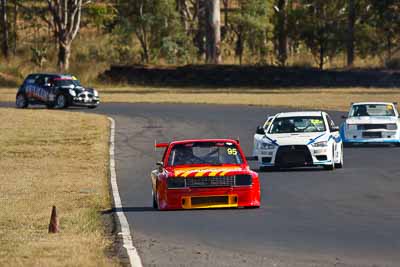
[{"x1": 108, "y1": 117, "x2": 143, "y2": 267}]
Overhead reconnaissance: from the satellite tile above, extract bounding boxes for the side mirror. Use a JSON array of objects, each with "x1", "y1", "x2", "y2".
[
  {"x1": 255, "y1": 126, "x2": 265, "y2": 135},
  {"x1": 341, "y1": 115, "x2": 348, "y2": 119},
  {"x1": 156, "y1": 161, "x2": 164, "y2": 171},
  {"x1": 331, "y1": 126, "x2": 339, "y2": 132},
  {"x1": 246, "y1": 156, "x2": 258, "y2": 161}
]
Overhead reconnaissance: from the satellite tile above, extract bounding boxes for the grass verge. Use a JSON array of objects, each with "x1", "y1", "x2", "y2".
[
  {"x1": 0, "y1": 108, "x2": 119, "y2": 267},
  {"x1": 1, "y1": 87, "x2": 400, "y2": 111}
]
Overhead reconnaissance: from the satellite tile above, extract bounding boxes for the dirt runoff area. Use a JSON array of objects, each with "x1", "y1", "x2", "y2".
[{"x1": 0, "y1": 108, "x2": 119, "y2": 267}]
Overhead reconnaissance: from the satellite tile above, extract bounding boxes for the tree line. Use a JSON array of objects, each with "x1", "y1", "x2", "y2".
[{"x1": 0, "y1": 0, "x2": 399, "y2": 71}]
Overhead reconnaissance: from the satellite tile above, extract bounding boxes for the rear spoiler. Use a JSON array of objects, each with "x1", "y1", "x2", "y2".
[{"x1": 154, "y1": 140, "x2": 169, "y2": 151}]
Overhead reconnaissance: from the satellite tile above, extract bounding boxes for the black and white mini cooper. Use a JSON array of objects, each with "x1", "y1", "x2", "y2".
[{"x1": 16, "y1": 73, "x2": 100, "y2": 109}]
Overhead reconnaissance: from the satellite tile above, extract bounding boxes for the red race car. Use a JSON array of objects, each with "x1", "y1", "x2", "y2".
[{"x1": 151, "y1": 139, "x2": 261, "y2": 210}]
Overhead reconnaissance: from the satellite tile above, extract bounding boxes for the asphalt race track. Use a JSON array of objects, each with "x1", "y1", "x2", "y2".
[{"x1": 2, "y1": 102, "x2": 400, "y2": 266}]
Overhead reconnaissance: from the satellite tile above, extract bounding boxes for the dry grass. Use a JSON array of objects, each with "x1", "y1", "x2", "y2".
[
  {"x1": 1, "y1": 87, "x2": 400, "y2": 111},
  {"x1": 0, "y1": 108, "x2": 119, "y2": 267}
]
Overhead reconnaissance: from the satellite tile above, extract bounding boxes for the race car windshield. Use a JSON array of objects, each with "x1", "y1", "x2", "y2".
[
  {"x1": 53, "y1": 79, "x2": 81, "y2": 87},
  {"x1": 349, "y1": 104, "x2": 395, "y2": 117},
  {"x1": 168, "y1": 142, "x2": 243, "y2": 166},
  {"x1": 268, "y1": 116, "x2": 326, "y2": 134}
]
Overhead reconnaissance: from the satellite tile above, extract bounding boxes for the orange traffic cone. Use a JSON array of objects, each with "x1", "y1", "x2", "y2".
[{"x1": 48, "y1": 205, "x2": 60, "y2": 233}]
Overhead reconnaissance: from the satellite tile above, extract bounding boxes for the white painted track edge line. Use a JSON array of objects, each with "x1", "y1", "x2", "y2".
[{"x1": 108, "y1": 117, "x2": 143, "y2": 267}]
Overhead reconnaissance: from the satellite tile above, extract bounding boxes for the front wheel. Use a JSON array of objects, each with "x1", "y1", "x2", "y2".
[
  {"x1": 152, "y1": 190, "x2": 158, "y2": 210},
  {"x1": 324, "y1": 147, "x2": 336, "y2": 171},
  {"x1": 335, "y1": 144, "x2": 344, "y2": 169},
  {"x1": 16, "y1": 94, "x2": 28, "y2": 108},
  {"x1": 54, "y1": 94, "x2": 68, "y2": 109}
]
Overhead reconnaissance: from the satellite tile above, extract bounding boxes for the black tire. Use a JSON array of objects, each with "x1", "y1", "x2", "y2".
[
  {"x1": 87, "y1": 105, "x2": 97, "y2": 109},
  {"x1": 46, "y1": 102, "x2": 55, "y2": 109},
  {"x1": 16, "y1": 94, "x2": 28, "y2": 108},
  {"x1": 335, "y1": 144, "x2": 344, "y2": 169},
  {"x1": 152, "y1": 190, "x2": 158, "y2": 210},
  {"x1": 260, "y1": 166, "x2": 276, "y2": 172},
  {"x1": 324, "y1": 147, "x2": 336, "y2": 171},
  {"x1": 54, "y1": 94, "x2": 68, "y2": 109},
  {"x1": 343, "y1": 142, "x2": 353, "y2": 148}
]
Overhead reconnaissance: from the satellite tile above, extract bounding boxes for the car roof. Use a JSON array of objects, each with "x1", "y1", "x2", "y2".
[
  {"x1": 27, "y1": 73, "x2": 74, "y2": 78},
  {"x1": 275, "y1": 111, "x2": 324, "y2": 118},
  {"x1": 351, "y1": 102, "x2": 395, "y2": 106},
  {"x1": 169, "y1": 139, "x2": 240, "y2": 146}
]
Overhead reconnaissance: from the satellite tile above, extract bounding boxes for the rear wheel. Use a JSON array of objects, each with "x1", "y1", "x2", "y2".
[
  {"x1": 16, "y1": 94, "x2": 28, "y2": 108},
  {"x1": 46, "y1": 102, "x2": 55, "y2": 109}
]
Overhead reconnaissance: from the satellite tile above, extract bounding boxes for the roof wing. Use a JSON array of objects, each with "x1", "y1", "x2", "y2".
[{"x1": 154, "y1": 140, "x2": 169, "y2": 149}]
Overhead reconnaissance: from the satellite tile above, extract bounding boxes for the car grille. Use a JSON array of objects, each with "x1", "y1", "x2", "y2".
[
  {"x1": 356, "y1": 124, "x2": 390, "y2": 130},
  {"x1": 275, "y1": 145, "x2": 313, "y2": 167},
  {"x1": 167, "y1": 175, "x2": 252, "y2": 189},
  {"x1": 186, "y1": 176, "x2": 235, "y2": 187},
  {"x1": 362, "y1": 132, "x2": 382, "y2": 138},
  {"x1": 191, "y1": 196, "x2": 229, "y2": 206}
]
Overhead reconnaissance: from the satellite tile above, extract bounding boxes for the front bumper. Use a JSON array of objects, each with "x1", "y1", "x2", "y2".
[
  {"x1": 341, "y1": 130, "x2": 399, "y2": 144},
  {"x1": 255, "y1": 145, "x2": 333, "y2": 168},
  {"x1": 71, "y1": 96, "x2": 100, "y2": 107},
  {"x1": 157, "y1": 186, "x2": 260, "y2": 210},
  {"x1": 343, "y1": 138, "x2": 400, "y2": 144}
]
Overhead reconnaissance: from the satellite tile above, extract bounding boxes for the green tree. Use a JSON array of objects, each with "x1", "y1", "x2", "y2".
[
  {"x1": 46, "y1": 0, "x2": 90, "y2": 71},
  {"x1": 290, "y1": 0, "x2": 346, "y2": 69},
  {"x1": 230, "y1": 0, "x2": 272, "y2": 64},
  {"x1": 116, "y1": 0, "x2": 193, "y2": 64},
  {"x1": 367, "y1": 0, "x2": 400, "y2": 61}
]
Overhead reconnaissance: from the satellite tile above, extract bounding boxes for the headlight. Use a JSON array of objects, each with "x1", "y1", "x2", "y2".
[
  {"x1": 347, "y1": 124, "x2": 357, "y2": 130},
  {"x1": 258, "y1": 142, "x2": 276, "y2": 150},
  {"x1": 312, "y1": 141, "x2": 328, "y2": 147},
  {"x1": 387, "y1": 124, "x2": 397, "y2": 130},
  {"x1": 93, "y1": 90, "x2": 99, "y2": 97},
  {"x1": 68, "y1": 89, "x2": 76, "y2": 96}
]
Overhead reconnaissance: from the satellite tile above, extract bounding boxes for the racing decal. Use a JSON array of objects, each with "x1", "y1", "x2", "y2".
[
  {"x1": 25, "y1": 85, "x2": 49, "y2": 101},
  {"x1": 327, "y1": 135, "x2": 342, "y2": 143},
  {"x1": 227, "y1": 148, "x2": 237, "y2": 155},
  {"x1": 306, "y1": 133, "x2": 326, "y2": 145},
  {"x1": 174, "y1": 167, "x2": 243, "y2": 178},
  {"x1": 263, "y1": 135, "x2": 279, "y2": 146}
]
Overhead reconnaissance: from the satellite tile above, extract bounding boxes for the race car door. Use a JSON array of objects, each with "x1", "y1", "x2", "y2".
[{"x1": 28, "y1": 75, "x2": 50, "y2": 103}]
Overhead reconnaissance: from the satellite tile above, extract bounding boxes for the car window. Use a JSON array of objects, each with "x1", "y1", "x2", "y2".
[
  {"x1": 263, "y1": 117, "x2": 273, "y2": 129},
  {"x1": 269, "y1": 116, "x2": 326, "y2": 134},
  {"x1": 326, "y1": 115, "x2": 336, "y2": 131},
  {"x1": 168, "y1": 142, "x2": 243, "y2": 166},
  {"x1": 35, "y1": 76, "x2": 45, "y2": 86},
  {"x1": 350, "y1": 104, "x2": 395, "y2": 117}
]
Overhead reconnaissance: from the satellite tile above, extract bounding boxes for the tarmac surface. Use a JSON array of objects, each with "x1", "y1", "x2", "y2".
[{"x1": 2, "y1": 102, "x2": 400, "y2": 266}]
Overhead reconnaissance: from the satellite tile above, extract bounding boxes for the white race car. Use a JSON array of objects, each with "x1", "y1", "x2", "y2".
[
  {"x1": 340, "y1": 102, "x2": 400, "y2": 146},
  {"x1": 253, "y1": 111, "x2": 343, "y2": 170}
]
